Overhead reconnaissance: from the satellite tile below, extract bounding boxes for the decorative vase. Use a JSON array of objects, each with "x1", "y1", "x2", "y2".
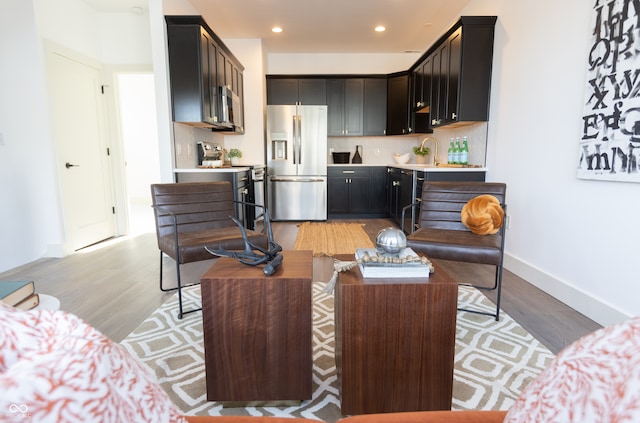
[
  {"x1": 415, "y1": 155, "x2": 428, "y2": 164},
  {"x1": 230, "y1": 157, "x2": 239, "y2": 165}
]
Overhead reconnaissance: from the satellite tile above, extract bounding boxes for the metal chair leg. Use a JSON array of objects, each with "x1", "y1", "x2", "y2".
[
  {"x1": 157, "y1": 250, "x2": 202, "y2": 319},
  {"x1": 174, "y1": 260, "x2": 202, "y2": 320},
  {"x1": 457, "y1": 263, "x2": 503, "y2": 321}
]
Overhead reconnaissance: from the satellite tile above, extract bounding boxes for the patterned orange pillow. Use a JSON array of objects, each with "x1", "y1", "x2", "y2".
[
  {"x1": 504, "y1": 316, "x2": 640, "y2": 422},
  {"x1": 0, "y1": 303, "x2": 187, "y2": 422}
]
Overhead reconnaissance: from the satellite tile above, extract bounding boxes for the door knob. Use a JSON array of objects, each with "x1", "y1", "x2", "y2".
[{"x1": 65, "y1": 162, "x2": 79, "y2": 169}]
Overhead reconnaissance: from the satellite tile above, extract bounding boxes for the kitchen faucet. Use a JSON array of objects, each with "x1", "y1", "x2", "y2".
[{"x1": 420, "y1": 137, "x2": 439, "y2": 166}]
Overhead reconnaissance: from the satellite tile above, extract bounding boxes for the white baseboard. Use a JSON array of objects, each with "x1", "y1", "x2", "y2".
[
  {"x1": 45, "y1": 243, "x2": 72, "y2": 258},
  {"x1": 504, "y1": 253, "x2": 630, "y2": 327}
]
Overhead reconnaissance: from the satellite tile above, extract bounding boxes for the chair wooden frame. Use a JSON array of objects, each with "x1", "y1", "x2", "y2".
[
  {"x1": 402, "y1": 181, "x2": 507, "y2": 320},
  {"x1": 151, "y1": 182, "x2": 269, "y2": 319}
]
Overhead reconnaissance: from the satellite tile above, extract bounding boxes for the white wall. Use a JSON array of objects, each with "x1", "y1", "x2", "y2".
[
  {"x1": 267, "y1": 53, "x2": 418, "y2": 75},
  {"x1": 0, "y1": 0, "x2": 157, "y2": 272},
  {"x1": 0, "y1": 0, "x2": 62, "y2": 270},
  {"x1": 461, "y1": 0, "x2": 639, "y2": 325}
]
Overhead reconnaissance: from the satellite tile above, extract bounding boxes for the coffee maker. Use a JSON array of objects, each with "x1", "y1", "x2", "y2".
[{"x1": 197, "y1": 142, "x2": 223, "y2": 166}]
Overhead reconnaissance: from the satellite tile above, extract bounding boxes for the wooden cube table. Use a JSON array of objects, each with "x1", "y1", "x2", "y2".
[
  {"x1": 334, "y1": 255, "x2": 458, "y2": 415},
  {"x1": 200, "y1": 250, "x2": 313, "y2": 402}
]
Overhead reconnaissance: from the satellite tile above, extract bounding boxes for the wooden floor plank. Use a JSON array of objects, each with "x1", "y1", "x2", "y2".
[{"x1": 0, "y1": 219, "x2": 602, "y2": 351}]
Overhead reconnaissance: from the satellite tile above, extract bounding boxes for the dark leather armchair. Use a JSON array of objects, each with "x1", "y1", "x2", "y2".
[
  {"x1": 402, "y1": 181, "x2": 506, "y2": 320},
  {"x1": 151, "y1": 181, "x2": 269, "y2": 318}
]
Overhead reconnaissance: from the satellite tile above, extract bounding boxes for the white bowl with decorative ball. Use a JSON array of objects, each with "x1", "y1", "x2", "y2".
[{"x1": 393, "y1": 153, "x2": 411, "y2": 164}]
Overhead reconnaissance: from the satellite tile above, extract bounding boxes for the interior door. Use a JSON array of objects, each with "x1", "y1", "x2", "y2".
[{"x1": 47, "y1": 47, "x2": 115, "y2": 251}]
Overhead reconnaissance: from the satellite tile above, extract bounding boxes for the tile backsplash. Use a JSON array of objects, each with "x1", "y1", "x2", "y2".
[
  {"x1": 172, "y1": 121, "x2": 488, "y2": 169},
  {"x1": 328, "y1": 122, "x2": 488, "y2": 166},
  {"x1": 173, "y1": 123, "x2": 224, "y2": 168}
]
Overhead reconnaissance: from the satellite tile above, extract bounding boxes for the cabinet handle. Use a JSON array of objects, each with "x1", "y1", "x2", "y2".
[
  {"x1": 342, "y1": 170, "x2": 355, "y2": 174},
  {"x1": 452, "y1": 113, "x2": 457, "y2": 120},
  {"x1": 392, "y1": 180, "x2": 400, "y2": 187}
]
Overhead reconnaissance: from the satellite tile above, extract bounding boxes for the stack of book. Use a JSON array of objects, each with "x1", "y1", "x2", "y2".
[
  {"x1": 0, "y1": 280, "x2": 40, "y2": 310},
  {"x1": 355, "y1": 248, "x2": 432, "y2": 278}
]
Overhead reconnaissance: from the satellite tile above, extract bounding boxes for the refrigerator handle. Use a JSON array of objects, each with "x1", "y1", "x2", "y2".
[
  {"x1": 292, "y1": 115, "x2": 297, "y2": 165},
  {"x1": 297, "y1": 115, "x2": 302, "y2": 164}
]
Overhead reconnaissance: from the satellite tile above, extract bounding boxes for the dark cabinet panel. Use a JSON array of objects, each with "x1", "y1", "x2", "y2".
[
  {"x1": 386, "y1": 73, "x2": 411, "y2": 136},
  {"x1": 363, "y1": 78, "x2": 387, "y2": 136},
  {"x1": 369, "y1": 166, "x2": 388, "y2": 213},
  {"x1": 399, "y1": 169, "x2": 414, "y2": 232},
  {"x1": 445, "y1": 28, "x2": 462, "y2": 125},
  {"x1": 267, "y1": 79, "x2": 298, "y2": 105},
  {"x1": 326, "y1": 79, "x2": 345, "y2": 136},
  {"x1": 345, "y1": 79, "x2": 364, "y2": 136},
  {"x1": 327, "y1": 79, "x2": 364, "y2": 136},
  {"x1": 267, "y1": 77, "x2": 327, "y2": 105},
  {"x1": 167, "y1": 24, "x2": 214, "y2": 125},
  {"x1": 386, "y1": 167, "x2": 401, "y2": 220},
  {"x1": 327, "y1": 174, "x2": 351, "y2": 214},
  {"x1": 348, "y1": 177, "x2": 370, "y2": 213},
  {"x1": 299, "y1": 79, "x2": 327, "y2": 105}
]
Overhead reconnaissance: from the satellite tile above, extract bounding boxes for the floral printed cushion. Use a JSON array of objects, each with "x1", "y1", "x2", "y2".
[
  {"x1": 0, "y1": 303, "x2": 187, "y2": 423},
  {"x1": 504, "y1": 316, "x2": 640, "y2": 422}
]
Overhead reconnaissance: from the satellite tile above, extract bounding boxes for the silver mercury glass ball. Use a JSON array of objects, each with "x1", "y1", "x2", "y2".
[{"x1": 375, "y1": 227, "x2": 407, "y2": 255}]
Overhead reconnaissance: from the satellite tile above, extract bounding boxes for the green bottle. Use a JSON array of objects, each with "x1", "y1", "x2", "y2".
[
  {"x1": 447, "y1": 138, "x2": 454, "y2": 164},
  {"x1": 461, "y1": 137, "x2": 469, "y2": 165},
  {"x1": 454, "y1": 137, "x2": 461, "y2": 164}
]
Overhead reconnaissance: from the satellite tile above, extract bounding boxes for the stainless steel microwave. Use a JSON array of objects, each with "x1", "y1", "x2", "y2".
[{"x1": 219, "y1": 86, "x2": 242, "y2": 130}]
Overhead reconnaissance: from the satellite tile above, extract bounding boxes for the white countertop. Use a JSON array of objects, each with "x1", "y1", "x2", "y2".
[
  {"x1": 328, "y1": 164, "x2": 487, "y2": 172},
  {"x1": 176, "y1": 165, "x2": 487, "y2": 173},
  {"x1": 174, "y1": 167, "x2": 251, "y2": 173}
]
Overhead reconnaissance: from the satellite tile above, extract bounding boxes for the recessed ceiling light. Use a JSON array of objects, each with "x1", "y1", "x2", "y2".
[
  {"x1": 272, "y1": 26, "x2": 283, "y2": 33},
  {"x1": 375, "y1": 26, "x2": 386, "y2": 32}
]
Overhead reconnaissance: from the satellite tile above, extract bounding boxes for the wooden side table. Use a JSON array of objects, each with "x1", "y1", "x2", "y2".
[
  {"x1": 200, "y1": 250, "x2": 313, "y2": 402},
  {"x1": 334, "y1": 255, "x2": 458, "y2": 415}
]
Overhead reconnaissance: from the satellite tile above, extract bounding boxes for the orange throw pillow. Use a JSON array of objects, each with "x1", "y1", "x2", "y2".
[{"x1": 461, "y1": 194, "x2": 504, "y2": 235}]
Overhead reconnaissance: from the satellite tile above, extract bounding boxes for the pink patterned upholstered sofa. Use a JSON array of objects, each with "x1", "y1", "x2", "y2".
[{"x1": 2, "y1": 303, "x2": 639, "y2": 423}]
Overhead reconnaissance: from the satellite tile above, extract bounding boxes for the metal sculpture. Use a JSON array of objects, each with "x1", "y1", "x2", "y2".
[{"x1": 205, "y1": 207, "x2": 283, "y2": 276}]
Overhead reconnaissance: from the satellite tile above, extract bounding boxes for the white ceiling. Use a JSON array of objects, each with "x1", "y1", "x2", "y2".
[{"x1": 82, "y1": 0, "x2": 471, "y2": 54}]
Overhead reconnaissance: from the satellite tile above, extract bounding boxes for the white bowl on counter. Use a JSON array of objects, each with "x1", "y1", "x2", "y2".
[{"x1": 393, "y1": 153, "x2": 411, "y2": 164}]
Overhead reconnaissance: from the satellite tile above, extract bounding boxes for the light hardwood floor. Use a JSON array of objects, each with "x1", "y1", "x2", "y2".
[{"x1": 0, "y1": 219, "x2": 601, "y2": 353}]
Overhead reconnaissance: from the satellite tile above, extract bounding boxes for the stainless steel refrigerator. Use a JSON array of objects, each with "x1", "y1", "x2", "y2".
[{"x1": 267, "y1": 105, "x2": 327, "y2": 221}]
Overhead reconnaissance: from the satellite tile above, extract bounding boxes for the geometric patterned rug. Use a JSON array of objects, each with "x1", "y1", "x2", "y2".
[{"x1": 120, "y1": 282, "x2": 554, "y2": 422}]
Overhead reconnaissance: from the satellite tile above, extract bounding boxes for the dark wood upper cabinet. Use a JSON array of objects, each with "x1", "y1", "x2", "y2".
[
  {"x1": 165, "y1": 15, "x2": 245, "y2": 133},
  {"x1": 265, "y1": 16, "x2": 495, "y2": 136},
  {"x1": 363, "y1": 78, "x2": 387, "y2": 136},
  {"x1": 327, "y1": 79, "x2": 364, "y2": 136},
  {"x1": 386, "y1": 72, "x2": 411, "y2": 136},
  {"x1": 266, "y1": 77, "x2": 327, "y2": 105},
  {"x1": 412, "y1": 16, "x2": 496, "y2": 129}
]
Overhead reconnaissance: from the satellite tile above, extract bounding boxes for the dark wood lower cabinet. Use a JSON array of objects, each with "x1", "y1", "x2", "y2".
[{"x1": 328, "y1": 166, "x2": 387, "y2": 218}]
